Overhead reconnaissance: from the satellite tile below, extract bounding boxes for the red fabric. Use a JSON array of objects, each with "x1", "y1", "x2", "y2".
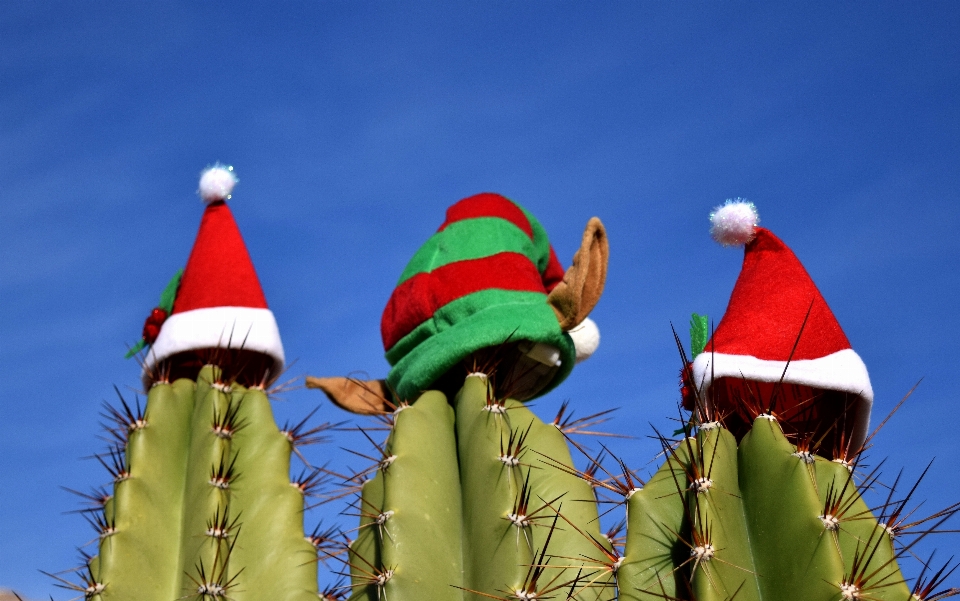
[
  {"x1": 382, "y1": 252, "x2": 548, "y2": 350},
  {"x1": 543, "y1": 246, "x2": 565, "y2": 292},
  {"x1": 172, "y1": 201, "x2": 269, "y2": 313},
  {"x1": 706, "y1": 228, "x2": 851, "y2": 361},
  {"x1": 438, "y1": 193, "x2": 534, "y2": 240}
]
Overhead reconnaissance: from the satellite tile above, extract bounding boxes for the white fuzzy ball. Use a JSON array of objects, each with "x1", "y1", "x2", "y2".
[
  {"x1": 198, "y1": 164, "x2": 238, "y2": 204},
  {"x1": 569, "y1": 317, "x2": 600, "y2": 363},
  {"x1": 710, "y1": 199, "x2": 759, "y2": 246}
]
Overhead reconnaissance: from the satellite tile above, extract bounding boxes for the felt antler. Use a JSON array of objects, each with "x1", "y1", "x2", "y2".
[
  {"x1": 305, "y1": 376, "x2": 390, "y2": 415},
  {"x1": 548, "y1": 217, "x2": 608, "y2": 331}
]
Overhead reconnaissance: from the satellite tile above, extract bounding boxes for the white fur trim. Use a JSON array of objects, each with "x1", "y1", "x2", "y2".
[
  {"x1": 569, "y1": 317, "x2": 600, "y2": 364},
  {"x1": 691, "y1": 348, "x2": 873, "y2": 446},
  {"x1": 143, "y1": 306, "x2": 284, "y2": 376}
]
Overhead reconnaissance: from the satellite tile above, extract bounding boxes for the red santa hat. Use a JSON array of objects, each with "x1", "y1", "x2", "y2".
[
  {"x1": 141, "y1": 165, "x2": 284, "y2": 381},
  {"x1": 691, "y1": 199, "x2": 873, "y2": 447}
]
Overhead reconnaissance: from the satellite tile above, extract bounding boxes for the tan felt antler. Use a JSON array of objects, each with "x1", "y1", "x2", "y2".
[
  {"x1": 304, "y1": 376, "x2": 390, "y2": 415},
  {"x1": 548, "y1": 217, "x2": 609, "y2": 331}
]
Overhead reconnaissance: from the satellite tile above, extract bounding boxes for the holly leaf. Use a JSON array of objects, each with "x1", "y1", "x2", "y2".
[
  {"x1": 158, "y1": 268, "x2": 183, "y2": 314},
  {"x1": 124, "y1": 339, "x2": 146, "y2": 359},
  {"x1": 689, "y1": 313, "x2": 709, "y2": 359},
  {"x1": 124, "y1": 268, "x2": 183, "y2": 359}
]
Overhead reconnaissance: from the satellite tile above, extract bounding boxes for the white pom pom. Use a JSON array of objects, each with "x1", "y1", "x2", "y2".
[
  {"x1": 710, "y1": 198, "x2": 759, "y2": 247},
  {"x1": 198, "y1": 164, "x2": 237, "y2": 204},
  {"x1": 569, "y1": 317, "x2": 600, "y2": 364}
]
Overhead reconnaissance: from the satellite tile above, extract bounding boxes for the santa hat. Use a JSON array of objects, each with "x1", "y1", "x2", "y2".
[
  {"x1": 380, "y1": 193, "x2": 600, "y2": 401},
  {"x1": 691, "y1": 199, "x2": 873, "y2": 446},
  {"x1": 137, "y1": 165, "x2": 284, "y2": 382}
]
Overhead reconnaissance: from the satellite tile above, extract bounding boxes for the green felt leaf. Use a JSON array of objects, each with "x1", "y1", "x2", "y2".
[
  {"x1": 689, "y1": 313, "x2": 709, "y2": 359},
  {"x1": 124, "y1": 338, "x2": 146, "y2": 359},
  {"x1": 158, "y1": 268, "x2": 183, "y2": 314}
]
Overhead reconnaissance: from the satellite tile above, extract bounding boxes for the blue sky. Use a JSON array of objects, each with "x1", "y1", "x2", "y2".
[{"x1": 2, "y1": 2, "x2": 958, "y2": 597}]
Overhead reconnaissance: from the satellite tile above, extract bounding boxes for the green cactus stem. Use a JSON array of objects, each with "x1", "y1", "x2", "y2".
[
  {"x1": 618, "y1": 415, "x2": 913, "y2": 601},
  {"x1": 348, "y1": 471, "x2": 384, "y2": 601},
  {"x1": 342, "y1": 374, "x2": 613, "y2": 601},
  {"x1": 456, "y1": 373, "x2": 614, "y2": 599},
  {"x1": 343, "y1": 390, "x2": 463, "y2": 601},
  {"x1": 74, "y1": 365, "x2": 318, "y2": 601}
]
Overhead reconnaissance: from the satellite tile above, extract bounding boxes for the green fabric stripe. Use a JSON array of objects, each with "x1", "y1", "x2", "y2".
[
  {"x1": 518, "y1": 205, "x2": 554, "y2": 275},
  {"x1": 397, "y1": 217, "x2": 540, "y2": 285},
  {"x1": 385, "y1": 289, "x2": 549, "y2": 365}
]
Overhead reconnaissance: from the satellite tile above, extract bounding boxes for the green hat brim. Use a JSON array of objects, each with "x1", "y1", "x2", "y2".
[{"x1": 385, "y1": 290, "x2": 575, "y2": 402}]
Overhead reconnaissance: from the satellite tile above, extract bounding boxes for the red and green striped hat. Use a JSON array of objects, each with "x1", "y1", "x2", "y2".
[{"x1": 380, "y1": 193, "x2": 579, "y2": 401}]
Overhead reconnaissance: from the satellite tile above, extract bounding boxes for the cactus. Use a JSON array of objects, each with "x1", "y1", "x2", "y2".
[
  {"x1": 337, "y1": 374, "x2": 614, "y2": 601},
  {"x1": 615, "y1": 409, "x2": 953, "y2": 601},
  {"x1": 57, "y1": 365, "x2": 320, "y2": 601},
  {"x1": 610, "y1": 313, "x2": 959, "y2": 600}
]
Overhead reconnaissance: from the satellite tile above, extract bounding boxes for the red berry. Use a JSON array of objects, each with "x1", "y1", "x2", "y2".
[
  {"x1": 141, "y1": 307, "x2": 168, "y2": 343},
  {"x1": 147, "y1": 307, "x2": 168, "y2": 325},
  {"x1": 680, "y1": 362, "x2": 697, "y2": 410},
  {"x1": 143, "y1": 323, "x2": 161, "y2": 343}
]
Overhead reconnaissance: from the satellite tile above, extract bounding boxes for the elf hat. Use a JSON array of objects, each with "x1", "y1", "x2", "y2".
[
  {"x1": 141, "y1": 165, "x2": 284, "y2": 382},
  {"x1": 379, "y1": 192, "x2": 607, "y2": 402},
  {"x1": 691, "y1": 200, "x2": 873, "y2": 447}
]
